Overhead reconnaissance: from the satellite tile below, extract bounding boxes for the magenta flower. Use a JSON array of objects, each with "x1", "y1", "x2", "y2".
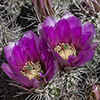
[
  {"x1": 91, "y1": 84, "x2": 100, "y2": 100},
  {"x1": 32, "y1": 0, "x2": 54, "y2": 22},
  {"x1": 1, "y1": 30, "x2": 59, "y2": 89},
  {"x1": 39, "y1": 12, "x2": 98, "y2": 71}
]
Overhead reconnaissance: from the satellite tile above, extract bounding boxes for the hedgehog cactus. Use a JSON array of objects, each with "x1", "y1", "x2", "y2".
[{"x1": 83, "y1": 0, "x2": 100, "y2": 13}]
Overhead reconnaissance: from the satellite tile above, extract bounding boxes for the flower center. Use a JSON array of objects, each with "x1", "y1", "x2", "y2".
[
  {"x1": 21, "y1": 61, "x2": 43, "y2": 80},
  {"x1": 54, "y1": 43, "x2": 76, "y2": 60}
]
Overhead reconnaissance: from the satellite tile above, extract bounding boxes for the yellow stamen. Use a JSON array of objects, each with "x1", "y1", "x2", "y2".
[
  {"x1": 54, "y1": 43, "x2": 76, "y2": 60},
  {"x1": 21, "y1": 61, "x2": 43, "y2": 80}
]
